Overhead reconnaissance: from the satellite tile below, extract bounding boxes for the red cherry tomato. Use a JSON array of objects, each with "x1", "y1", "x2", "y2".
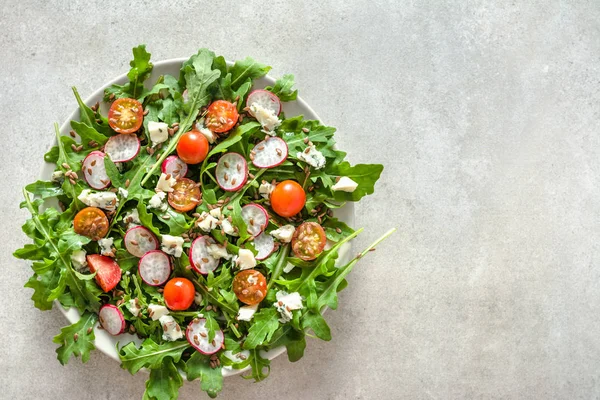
[
  {"x1": 74, "y1": 207, "x2": 109, "y2": 241},
  {"x1": 108, "y1": 98, "x2": 143, "y2": 134},
  {"x1": 168, "y1": 178, "x2": 201, "y2": 212},
  {"x1": 270, "y1": 180, "x2": 306, "y2": 217},
  {"x1": 232, "y1": 270, "x2": 267, "y2": 305},
  {"x1": 176, "y1": 130, "x2": 209, "y2": 165},
  {"x1": 87, "y1": 254, "x2": 122, "y2": 292},
  {"x1": 292, "y1": 222, "x2": 327, "y2": 261},
  {"x1": 205, "y1": 100, "x2": 239, "y2": 133},
  {"x1": 164, "y1": 277, "x2": 195, "y2": 310}
]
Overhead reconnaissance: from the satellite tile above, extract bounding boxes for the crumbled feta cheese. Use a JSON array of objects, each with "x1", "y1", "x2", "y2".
[
  {"x1": 148, "y1": 121, "x2": 169, "y2": 146},
  {"x1": 156, "y1": 173, "x2": 177, "y2": 192},
  {"x1": 77, "y1": 189, "x2": 119, "y2": 211},
  {"x1": 194, "y1": 292, "x2": 203, "y2": 306},
  {"x1": 297, "y1": 144, "x2": 326, "y2": 170},
  {"x1": 148, "y1": 304, "x2": 169, "y2": 321},
  {"x1": 159, "y1": 315, "x2": 183, "y2": 341},
  {"x1": 332, "y1": 176, "x2": 358, "y2": 193},
  {"x1": 161, "y1": 235, "x2": 184, "y2": 258},
  {"x1": 220, "y1": 218, "x2": 238, "y2": 236},
  {"x1": 197, "y1": 211, "x2": 219, "y2": 232},
  {"x1": 259, "y1": 182, "x2": 275, "y2": 199},
  {"x1": 236, "y1": 249, "x2": 256, "y2": 270},
  {"x1": 118, "y1": 187, "x2": 129, "y2": 198},
  {"x1": 98, "y1": 238, "x2": 114, "y2": 256},
  {"x1": 209, "y1": 208, "x2": 222, "y2": 219},
  {"x1": 199, "y1": 127, "x2": 218, "y2": 144},
  {"x1": 51, "y1": 170, "x2": 64, "y2": 183},
  {"x1": 127, "y1": 298, "x2": 142, "y2": 317},
  {"x1": 207, "y1": 243, "x2": 231, "y2": 260},
  {"x1": 70, "y1": 249, "x2": 87, "y2": 271},
  {"x1": 224, "y1": 349, "x2": 250, "y2": 363},
  {"x1": 274, "y1": 291, "x2": 304, "y2": 323},
  {"x1": 123, "y1": 208, "x2": 141, "y2": 228},
  {"x1": 148, "y1": 192, "x2": 167, "y2": 211},
  {"x1": 283, "y1": 262, "x2": 295, "y2": 274},
  {"x1": 237, "y1": 304, "x2": 258, "y2": 321},
  {"x1": 270, "y1": 225, "x2": 295, "y2": 243},
  {"x1": 249, "y1": 103, "x2": 281, "y2": 132}
]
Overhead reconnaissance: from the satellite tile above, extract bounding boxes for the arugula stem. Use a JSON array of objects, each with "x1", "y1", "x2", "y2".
[
  {"x1": 267, "y1": 245, "x2": 290, "y2": 290},
  {"x1": 190, "y1": 278, "x2": 238, "y2": 316}
]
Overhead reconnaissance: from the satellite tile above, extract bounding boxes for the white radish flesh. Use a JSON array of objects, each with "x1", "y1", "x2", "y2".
[
  {"x1": 242, "y1": 204, "x2": 269, "y2": 237},
  {"x1": 82, "y1": 151, "x2": 111, "y2": 189},
  {"x1": 247, "y1": 89, "x2": 281, "y2": 116},
  {"x1": 124, "y1": 226, "x2": 159, "y2": 258},
  {"x1": 251, "y1": 137, "x2": 288, "y2": 168},
  {"x1": 98, "y1": 304, "x2": 125, "y2": 336},
  {"x1": 104, "y1": 133, "x2": 140, "y2": 162},
  {"x1": 189, "y1": 236, "x2": 219, "y2": 275},
  {"x1": 186, "y1": 318, "x2": 224, "y2": 355},
  {"x1": 161, "y1": 155, "x2": 188, "y2": 178},
  {"x1": 216, "y1": 153, "x2": 247, "y2": 192},
  {"x1": 253, "y1": 232, "x2": 275, "y2": 260},
  {"x1": 138, "y1": 250, "x2": 171, "y2": 286}
]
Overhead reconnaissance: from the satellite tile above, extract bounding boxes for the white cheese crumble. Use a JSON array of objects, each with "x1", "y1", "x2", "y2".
[
  {"x1": 159, "y1": 315, "x2": 183, "y2": 341},
  {"x1": 283, "y1": 262, "x2": 295, "y2": 274},
  {"x1": 194, "y1": 292, "x2": 203, "y2": 306},
  {"x1": 209, "y1": 208, "x2": 222, "y2": 219},
  {"x1": 259, "y1": 182, "x2": 275, "y2": 199},
  {"x1": 148, "y1": 192, "x2": 167, "y2": 211},
  {"x1": 207, "y1": 243, "x2": 232, "y2": 260},
  {"x1": 274, "y1": 291, "x2": 304, "y2": 323},
  {"x1": 221, "y1": 218, "x2": 238, "y2": 236},
  {"x1": 156, "y1": 173, "x2": 177, "y2": 192},
  {"x1": 236, "y1": 304, "x2": 258, "y2": 321},
  {"x1": 51, "y1": 170, "x2": 64, "y2": 183},
  {"x1": 297, "y1": 144, "x2": 326, "y2": 170},
  {"x1": 148, "y1": 304, "x2": 169, "y2": 321},
  {"x1": 249, "y1": 103, "x2": 281, "y2": 132},
  {"x1": 127, "y1": 299, "x2": 142, "y2": 317},
  {"x1": 77, "y1": 189, "x2": 119, "y2": 211},
  {"x1": 270, "y1": 225, "x2": 295, "y2": 243},
  {"x1": 236, "y1": 249, "x2": 256, "y2": 270},
  {"x1": 123, "y1": 208, "x2": 141, "y2": 228},
  {"x1": 148, "y1": 121, "x2": 169, "y2": 146},
  {"x1": 200, "y1": 127, "x2": 218, "y2": 144},
  {"x1": 118, "y1": 187, "x2": 129, "y2": 198},
  {"x1": 70, "y1": 249, "x2": 87, "y2": 271},
  {"x1": 197, "y1": 211, "x2": 219, "y2": 232},
  {"x1": 98, "y1": 238, "x2": 114, "y2": 256},
  {"x1": 332, "y1": 176, "x2": 358, "y2": 193},
  {"x1": 161, "y1": 235, "x2": 184, "y2": 258}
]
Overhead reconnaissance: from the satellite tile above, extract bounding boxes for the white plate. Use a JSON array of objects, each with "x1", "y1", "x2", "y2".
[{"x1": 44, "y1": 58, "x2": 354, "y2": 377}]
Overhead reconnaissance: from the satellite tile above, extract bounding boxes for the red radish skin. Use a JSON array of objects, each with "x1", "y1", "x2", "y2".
[
  {"x1": 215, "y1": 153, "x2": 248, "y2": 192},
  {"x1": 124, "y1": 226, "x2": 159, "y2": 258},
  {"x1": 186, "y1": 318, "x2": 224, "y2": 355},
  {"x1": 138, "y1": 250, "x2": 171, "y2": 286},
  {"x1": 251, "y1": 137, "x2": 288, "y2": 168},
  {"x1": 161, "y1": 155, "x2": 188, "y2": 178},
  {"x1": 104, "y1": 133, "x2": 141, "y2": 162},
  {"x1": 87, "y1": 254, "x2": 121, "y2": 292},
  {"x1": 189, "y1": 236, "x2": 219, "y2": 275},
  {"x1": 98, "y1": 304, "x2": 126, "y2": 336},
  {"x1": 247, "y1": 89, "x2": 281, "y2": 116},
  {"x1": 253, "y1": 232, "x2": 275, "y2": 260},
  {"x1": 82, "y1": 151, "x2": 111, "y2": 189},
  {"x1": 242, "y1": 204, "x2": 269, "y2": 237}
]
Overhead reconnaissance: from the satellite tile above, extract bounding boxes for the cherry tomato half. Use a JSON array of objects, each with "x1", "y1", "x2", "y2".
[
  {"x1": 164, "y1": 277, "x2": 195, "y2": 311},
  {"x1": 232, "y1": 270, "x2": 267, "y2": 305},
  {"x1": 168, "y1": 178, "x2": 201, "y2": 212},
  {"x1": 74, "y1": 207, "x2": 109, "y2": 240},
  {"x1": 87, "y1": 254, "x2": 122, "y2": 292},
  {"x1": 270, "y1": 180, "x2": 306, "y2": 217},
  {"x1": 205, "y1": 100, "x2": 238, "y2": 133},
  {"x1": 292, "y1": 222, "x2": 327, "y2": 261},
  {"x1": 177, "y1": 130, "x2": 209, "y2": 165},
  {"x1": 108, "y1": 98, "x2": 143, "y2": 134}
]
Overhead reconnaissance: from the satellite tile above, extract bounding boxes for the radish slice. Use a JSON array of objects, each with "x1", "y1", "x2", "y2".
[
  {"x1": 247, "y1": 89, "x2": 281, "y2": 116},
  {"x1": 251, "y1": 137, "x2": 288, "y2": 168},
  {"x1": 82, "y1": 151, "x2": 111, "y2": 189},
  {"x1": 253, "y1": 232, "x2": 275, "y2": 260},
  {"x1": 124, "y1": 226, "x2": 159, "y2": 258},
  {"x1": 189, "y1": 236, "x2": 219, "y2": 275},
  {"x1": 216, "y1": 153, "x2": 247, "y2": 192},
  {"x1": 98, "y1": 304, "x2": 125, "y2": 336},
  {"x1": 242, "y1": 204, "x2": 268, "y2": 237},
  {"x1": 186, "y1": 318, "x2": 224, "y2": 355},
  {"x1": 138, "y1": 250, "x2": 171, "y2": 286},
  {"x1": 161, "y1": 155, "x2": 188, "y2": 178},
  {"x1": 104, "y1": 133, "x2": 140, "y2": 162}
]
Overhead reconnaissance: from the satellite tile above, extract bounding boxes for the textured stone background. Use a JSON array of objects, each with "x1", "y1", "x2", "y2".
[{"x1": 2, "y1": 1, "x2": 600, "y2": 399}]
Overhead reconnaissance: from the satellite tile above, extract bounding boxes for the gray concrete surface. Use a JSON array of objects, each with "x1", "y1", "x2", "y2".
[{"x1": 2, "y1": 0, "x2": 600, "y2": 399}]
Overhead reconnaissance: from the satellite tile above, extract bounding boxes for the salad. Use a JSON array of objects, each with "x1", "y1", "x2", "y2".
[{"x1": 14, "y1": 45, "x2": 394, "y2": 399}]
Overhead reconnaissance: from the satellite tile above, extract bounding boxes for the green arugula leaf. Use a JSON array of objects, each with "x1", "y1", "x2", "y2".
[
  {"x1": 243, "y1": 349, "x2": 271, "y2": 382},
  {"x1": 302, "y1": 311, "x2": 331, "y2": 341},
  {"x1": 72, "y1": 87, "x2": 110, "y2": 134},
  {"x1": 25, "y1": 180, "x2": 64, "y2": 199},
  {"x1": 322, "y1": 217, "x2": 355, "y2": 242},
  {"x1": 52, "y1": 312, "x2": 97, "y2": 365},
  {"x1": 267, "y1": 326, "x2": 306, "y2": 362},
  {"x1": 105, "y1": 45, "x2": 154, "y2": 101},
  {"x1": 143, "y1": 358, "x2": 183, "y2": 400},
  {"x1": 266, "y1": 74, "x2": 298, "y2": 101},
  {"x1": 329, "y1": 162, "x2": 384, "y2": 201},
  {"x1": 243, "y1": 308, "x2": 280, "y2": 349},
  {"x1": 119, "y1": 338, "x2": 189, "y2": 374},
  {"x1": 185, "y1": 352, "x2": 223, "y2": 398},
  {"x1": 229, "y1": 57, "x2": 271, "y2": 90},
  {"x1": 70, "y1": 120, "x2": 108, "y2": 148}
]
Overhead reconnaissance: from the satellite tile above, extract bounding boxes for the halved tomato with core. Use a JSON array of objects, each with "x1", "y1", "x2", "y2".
[
  {"x1": 108, "y1": 98, "x2": 143, "y2": 134},
  {"x1": 205, "y1": 100, "x2": 238, "y2": 133},
  {"x1": 291, "y1": 222, "x2": 326, "y2": 261},
  {"x1": 74, "y1": 207, "x2": 109, "y2": 241},
  {"x1": 168, "y1": 178, "x2": 201, "y2": 212}
]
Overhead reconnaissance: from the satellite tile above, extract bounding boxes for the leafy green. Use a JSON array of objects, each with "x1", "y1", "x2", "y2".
[
  {"x1": 330, "y1": 162, "x2": 384, "y2": 201},
  {"x1": 119, "y1": 338, "x2": 189, "y2": 374},
  {"x1": 266, "y1": 74, "x2": 298, "y2": 101},
  {"x1": 243, "y1": 349, "x2": 271, "y2": 382},
  {"x1": 243, "y1": 308, "x2": 280, "y2": 349},
  {"x1": 25, "y1": 180, "x2": 63, "y2": 199},
  {"x1": 143, "y1": 358, "x2": 183, "y2": 400},
  {"x1": 185, "y1": 352, "x2": 223, "y2": 398},
  {"x1": 229, "y1": 57, "x2": 271, "y2": 90},
  {"x1": 53, "y1": 312, "x2": 97, "y2": 364},
  {"x1": 105, "y1": 45, "x2": 154, "y2": 101}
]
